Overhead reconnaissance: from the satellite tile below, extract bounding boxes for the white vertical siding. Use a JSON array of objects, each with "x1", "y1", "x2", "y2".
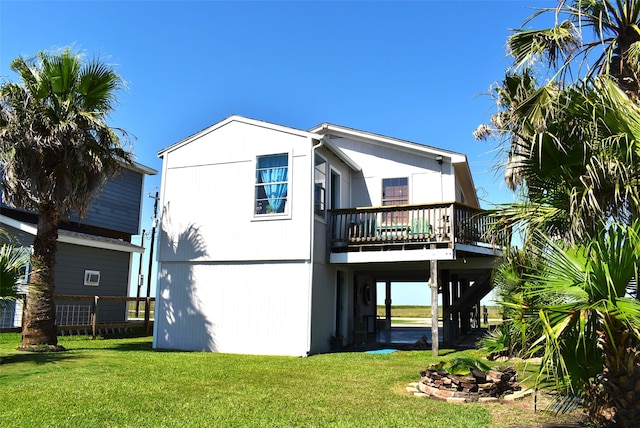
[
  {"x1": 441, "y1": 162, "x2": 457, "y2": 201},
  {"x1": 154, "y1": 261, "x2": 311, "y2": 356},
  {"x1": 155, "y1": 118, "x2": 318, "y2": 356},
  {"x1": 310, "y1": 261, "x2": 336, "y2": 354},
  {"x1": 330, "y1": 137, "x2": 452, "y2": 205},
  {"x1": 159, "y1": 121, "x2": 312, "y2": 263},
  {"x1": 308, "y1": 146, "x2": 356, "y2": 353}
]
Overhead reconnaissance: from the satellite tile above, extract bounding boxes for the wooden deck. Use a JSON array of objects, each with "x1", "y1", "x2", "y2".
[{"x1": 329, "y1": 202, "x2": 507, "y2": 253}]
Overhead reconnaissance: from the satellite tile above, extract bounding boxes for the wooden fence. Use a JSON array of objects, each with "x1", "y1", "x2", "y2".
[{"x1": 0, "y1": 295, "x2": 155, "y2": 338}]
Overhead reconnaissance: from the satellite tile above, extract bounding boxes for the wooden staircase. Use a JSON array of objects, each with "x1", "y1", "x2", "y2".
[{"x1": 442, "y1": 273, "x2": 493, "y2": 344}]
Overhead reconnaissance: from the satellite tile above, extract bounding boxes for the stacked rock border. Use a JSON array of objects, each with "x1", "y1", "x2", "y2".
[{"x1": 406, "y1": 366, "x2": 532, "y2": 403}]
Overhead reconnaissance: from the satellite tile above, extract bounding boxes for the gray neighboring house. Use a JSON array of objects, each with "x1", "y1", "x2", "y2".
[{"x1": 0, "y1": 162, "x2": 157, "y2": 329}]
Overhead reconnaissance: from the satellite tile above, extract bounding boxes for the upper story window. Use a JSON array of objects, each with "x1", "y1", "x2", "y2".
[
  {"x1": 382, "y1": 177, "x2": 409, "y2": 224},
  {"x1": 330, "y1": 169, "x2": 341, "y2": 210},
  {"x1": 382, "y1": 177, "x2": 408, "y2": 206},
  {"x1": 314, "y1": 154, "x2": 327, "y2": 217},
  {"x1": 255, "y1": 153, "x2": 289, "y2": 215}
]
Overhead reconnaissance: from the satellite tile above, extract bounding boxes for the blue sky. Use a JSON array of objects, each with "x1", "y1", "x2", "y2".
[{"x1": 0, "y1": 1, "x2": 544, "y2": 303}]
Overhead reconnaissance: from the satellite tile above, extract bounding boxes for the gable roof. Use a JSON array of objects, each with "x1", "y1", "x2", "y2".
[
  {"x1": 309, "y1": 123, "x2": 479, "y2": 207},
  {"x1": 157, "y1": 115, "x2": 361, "y2": 172},
  {"x1": 157, "y1": 115, "x2": 321, "y2": 158},
  {"x1": 309, "y1": 122, "x2": 467, "y2": 162},
  {"x1": 316, "y1": 137, "x2": 361, "y2": 172},
  {"x1": 158, "y1": 116, "x2": 478, "y2": 206}
]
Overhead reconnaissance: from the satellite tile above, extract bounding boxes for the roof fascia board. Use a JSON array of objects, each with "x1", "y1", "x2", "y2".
[
  {"x1": 320, "y1": 137, "x2": 362, "y2": 172},
  {"x1": 59, "y1": 233, "x2": 144, "y2": 254},
  {"x1": 127, "y1": 161, "x2": 158, "y2": 176},
  {"x1": 310, "y1": 123, "x2": 467, "y2": 163},
  {"x1": 0, "y1": 214, "x2": 143, "y2": 254},
  {"x1": 158, "y1": 115, "x2": 321, "y2": 158},
  {"x1": 0, "y1": 214, "x2": 37, "y2": 236},
  {"x1": 453, "y1": 163, "x2": 480, "y2": 207}
]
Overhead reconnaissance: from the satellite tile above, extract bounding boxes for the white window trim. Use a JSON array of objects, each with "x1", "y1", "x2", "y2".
[
  {"x1": 84, "y1": 270, "x2": 101, "y2": 287},
  {"x1": 382, "y1": 176, "x2": 410, "y2": 206},
  {"x1": 329, "y1": 166, "x2": 342, "y2": 210},
  {"x1": 314, "y1": 154, "x2": 328, "y2": 219},
  {"x1": 252, "y1": 150, "x2": 293, "y2": 221}
]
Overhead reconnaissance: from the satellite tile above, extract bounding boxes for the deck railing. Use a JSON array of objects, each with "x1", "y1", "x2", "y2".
[
  {"x1": 329, "y1": 202, "x2": 507, "y2": 251},
  {"x1": 0, "y1": 295, "x2": 155, "y2": 337}
]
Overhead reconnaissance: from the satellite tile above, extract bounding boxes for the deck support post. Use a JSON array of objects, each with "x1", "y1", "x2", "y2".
[
  {"x1": 451, "y1": 274, "x2": 460, "y2": 341},
  {"x1": 91, "y1": 296, "x2": 99, "y2": 339},
  {"x1": 429, "y1": 259, "x2": 439, "y2": 356},
  {"x1": 145, "y1": 297, "x2": 151, "y2": 336},
  {"x1": 460, "y1": 278, "x2": 470, "y2": 335},
  {"x1": 384, "y1": 281, "x2": 392, "y2": 330},
  {"x1": 441, "y1": 269, "x2": 451, "y2": 345}
]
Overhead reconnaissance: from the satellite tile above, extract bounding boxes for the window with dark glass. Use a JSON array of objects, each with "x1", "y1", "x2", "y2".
[
  {"x1": 382, "y1": 177, "x2": 408, "y2": 206},
  {"x1": 255, "y1": 153, "x2": 289, "y2": 215},
  {"x1": 382, "y1": 177, "x2": 409, "y2": 224},
  {"x1": 314, "y1": 154, "x2": 327, "y2": 217}
]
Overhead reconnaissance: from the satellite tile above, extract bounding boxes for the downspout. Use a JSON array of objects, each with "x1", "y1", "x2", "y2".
[
  {"x1": 437, "y1": 155, "x2": 444, "y2": 201},
  {"x1": 305, "y1": 137, "x2": 325, "y2": 356}
]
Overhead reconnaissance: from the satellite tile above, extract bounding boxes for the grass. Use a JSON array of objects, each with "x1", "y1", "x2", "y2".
[
  {"x1": 377, "y1": 304, "x2": 442, "y2": 318},
  {"x1": 127, "y1": 300, "x2": 155, "y2": 319},
  {"x1": 376, "y1": 305, "x2": 503, "y2": 320},
  {"x1": 0, "y1": 333, "x2": 584, "y2": 427}
]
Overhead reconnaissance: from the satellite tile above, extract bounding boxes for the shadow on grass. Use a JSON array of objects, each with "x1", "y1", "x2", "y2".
[
  {"x1": 58, "y1": 336, "x2": 194, "y2": 353},
  {"x1": 0, "y1": 350, "x2": 81, "y2": 366},
  {"x1": 52, "y1": 335, "x2": 154, "y2": 352},
  {"x1": 107, "y1": 340, "x2": 154, "y2": 352}
]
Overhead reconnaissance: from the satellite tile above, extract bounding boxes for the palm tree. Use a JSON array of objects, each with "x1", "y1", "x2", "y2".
[
  {"x1": 518, "y1": 221, "x2": 640, "y2": 426},
  {"x1": 478, "y1": 247, "x2": 546, "y2": 359},
  {"x1": 508, "y1": 0, "x2": 640, "y2": 99},
  {"x1": 477, "y1": 74, "x2": 640, "y2": 242},
  {"x1": 473, "y1": 3, "x2": 640, "y2": 422},
  {"x1": 0, "y1": 48, "x2": 132, "y2": 349},
  {"x1": 475, "y1": 1, "x2": 640, "y2": 241}
]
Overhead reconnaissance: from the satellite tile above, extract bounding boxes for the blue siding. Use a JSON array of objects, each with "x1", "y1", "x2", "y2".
[
  {"x1": 0, "y1": 226, "x2": 132, "y2": 324},
  {"x1": 1, "y1": 167, "x2": 144, "y2": 235},
  {"x1": 55, "y1": 242, "x2": 131, "y2": 323},
  {"x1": 67, "y1": 168, "x2": 144, "y2": 235}
]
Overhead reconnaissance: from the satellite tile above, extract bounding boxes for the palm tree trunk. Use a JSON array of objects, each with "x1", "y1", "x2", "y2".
[
  {"x1": 587, "y1": 317, "x2": 640, "y2": 427},
  {"x1": 20, "y1": 205, "x2": 60, "y2": 348}
]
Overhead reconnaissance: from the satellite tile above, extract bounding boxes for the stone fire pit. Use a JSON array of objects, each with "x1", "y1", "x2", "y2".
[{"x1": 407, "y1": 365, "x2": 528, "y2": 403}]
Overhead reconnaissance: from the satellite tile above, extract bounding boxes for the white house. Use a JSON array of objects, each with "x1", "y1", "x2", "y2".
[{"x1": 153, "y1": 115, "x2": 503, "y2": 356}]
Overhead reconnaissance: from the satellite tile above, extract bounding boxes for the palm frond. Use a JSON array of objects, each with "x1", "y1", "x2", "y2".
[
  {"x1": 0, "y1": 48, "x2": 133, "y2": 218},
  {"x1": 508, "y1": 21, "x2": 581, "y2": 73},
  {"x1": 0, "y1": 244, "x2": 29, "y2": 300}
]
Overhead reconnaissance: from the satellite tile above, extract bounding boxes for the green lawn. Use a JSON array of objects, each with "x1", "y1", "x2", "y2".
[
  {"x1": 0, "y1": 333, "x2": 579, "y2": 427},
  {"x1": 377, "y1": 305, "x2": 442, "y2": 318},
  {"x1": 127, "y1": 300, "x2": 155, "y2": 319},
  {"x1": 376, "y1": 305, "x2": 502, "y2": 320}
]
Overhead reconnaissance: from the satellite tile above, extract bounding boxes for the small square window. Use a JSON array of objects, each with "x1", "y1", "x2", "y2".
[{"x1": 84, "y1": 270, "x2": 100, "y2": 286}]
